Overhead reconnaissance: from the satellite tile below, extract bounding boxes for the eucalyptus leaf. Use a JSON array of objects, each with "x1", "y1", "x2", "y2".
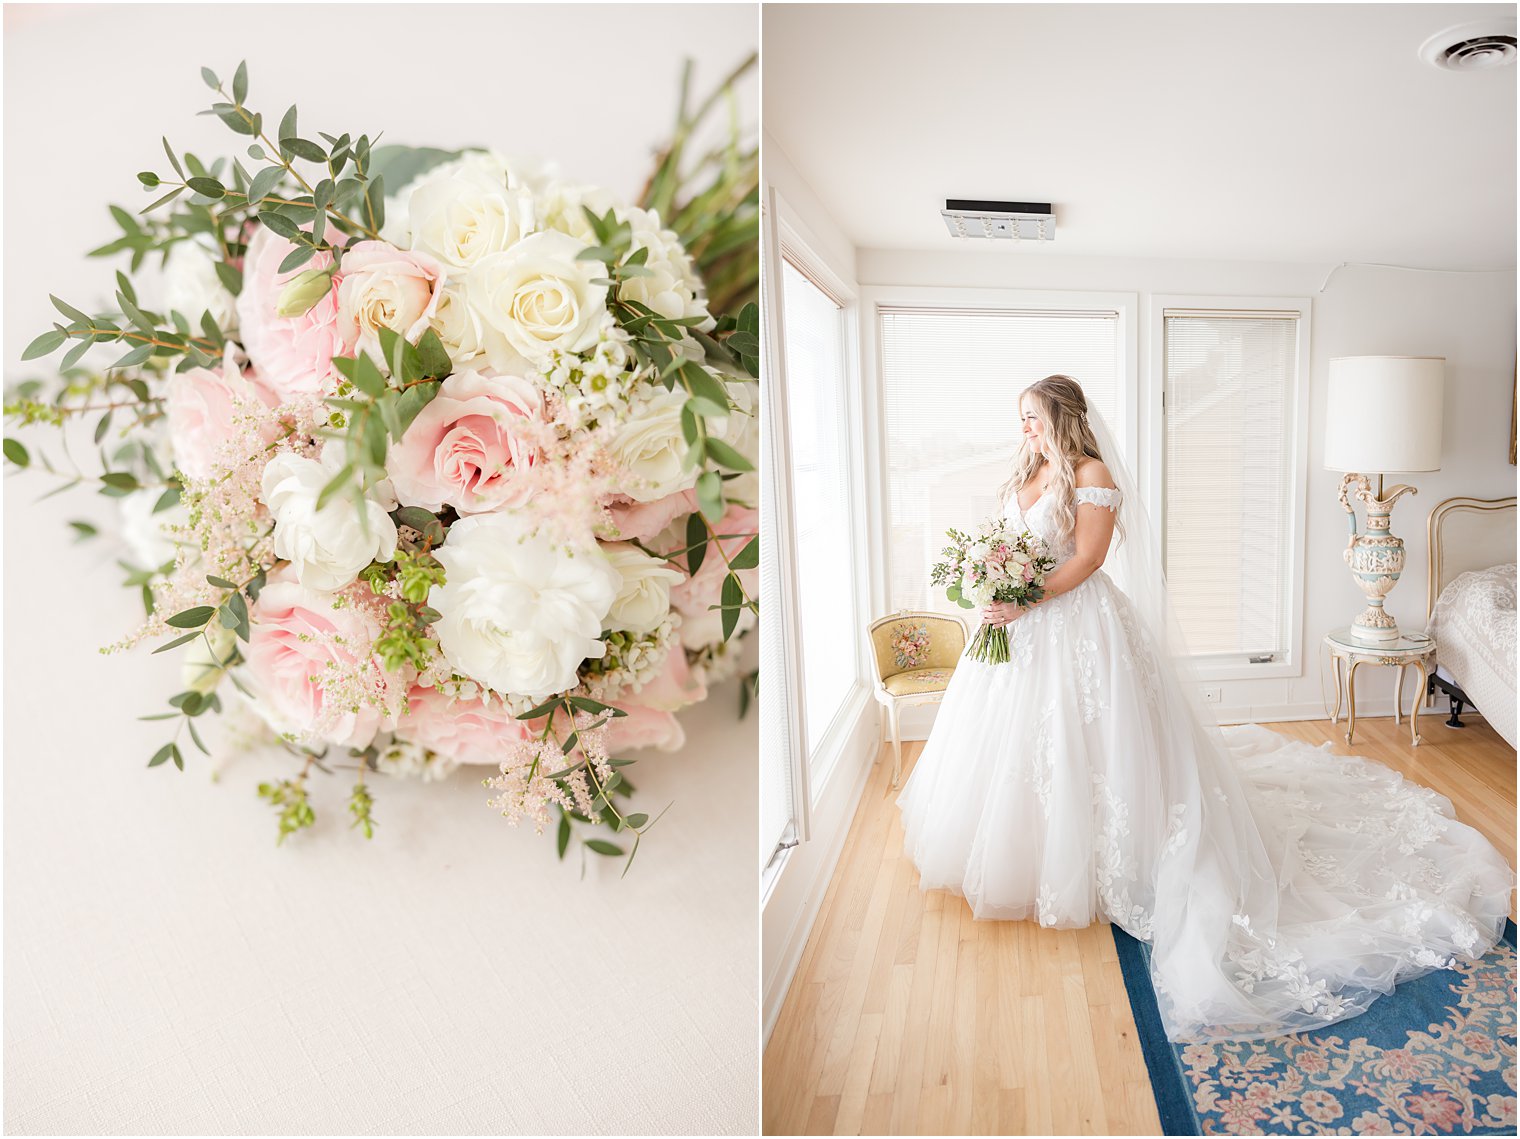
[
  {"x1": 20, "y1": 329, "x2": 65, "y2": 361},
  {"x1": 721, "y1": 572, "x2": 743, "y2": 641},
  {"x1": 165, "y1": 606, "x2": 215, "y2": 629},
  {"x1": 704, "y1": 438, "x2": 754, "y2": 472},
  {"x1": 730, "y1": 536, "x2": 758, "y2": 571},
  {"x1": 686, "y1": 513, "x2": 708, "y2": 576},
  {"x1": 187, "y1": 176, "x2": 225, "y2": 199}
]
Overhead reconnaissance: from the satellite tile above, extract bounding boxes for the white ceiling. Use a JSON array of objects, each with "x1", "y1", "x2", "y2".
[{"x1": 763, "y1": 3, "x2": 1517, "y2": 268}]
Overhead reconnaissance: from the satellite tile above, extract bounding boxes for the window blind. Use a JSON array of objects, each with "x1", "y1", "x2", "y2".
[
  {"x1": 878, "y1": 307, "x2": 1123, "y2": 613},
  {"x1": 781, "y1": 260, "x2": 858, "y2": 760},
  {"x1": 1162, "y1": 312, "x2": 1299, "y2": 658}
]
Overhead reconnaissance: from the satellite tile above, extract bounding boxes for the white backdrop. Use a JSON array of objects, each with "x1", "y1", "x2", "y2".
[{"x1": 3, "y1": 5, "x2": 759, "y2": 1134}]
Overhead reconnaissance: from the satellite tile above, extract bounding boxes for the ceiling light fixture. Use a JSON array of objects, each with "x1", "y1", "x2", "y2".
[{"x1": 941, "y1": 199, "x2": 1055, "y2": 242}]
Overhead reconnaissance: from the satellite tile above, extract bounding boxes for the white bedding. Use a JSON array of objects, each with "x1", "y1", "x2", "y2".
[{"x1": 1426, "y1": 563, "x2": 1517, "y2": 748}]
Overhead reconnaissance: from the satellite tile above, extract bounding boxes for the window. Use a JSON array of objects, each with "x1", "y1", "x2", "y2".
[
  {"x1": 877, "y1": 305, "x2": 1125, "y2": 613},
  {"x1": 1160, "y1": 306, "x2": 1306, "y2": 664},
  {"x1": 780, "y1": 258, "x2": 859, "y2": 759}
]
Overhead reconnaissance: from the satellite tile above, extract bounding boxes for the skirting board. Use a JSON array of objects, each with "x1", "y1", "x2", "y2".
[{"x1": 894, "y1": 697, "x2": 1488, "y2": 740}]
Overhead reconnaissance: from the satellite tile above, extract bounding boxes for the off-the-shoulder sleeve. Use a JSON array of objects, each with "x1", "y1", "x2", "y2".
[{"x1": 1074, "y1": 486, "x2": 1122, "y2": 511}]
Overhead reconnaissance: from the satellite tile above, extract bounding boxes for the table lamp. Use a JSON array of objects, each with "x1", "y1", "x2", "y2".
[{"x1": 1323, "y1": 356, "x2": 1445, "y2": 643}]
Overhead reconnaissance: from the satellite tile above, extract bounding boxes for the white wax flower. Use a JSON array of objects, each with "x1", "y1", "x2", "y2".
[
  {"x1": 261, "y1": 448, "x2": 398, "y2": 591},
  {"x1": 429, "y1": 513, "x2": 621, "y2": 700},
  {"x1": 601, "y1": 542, "x2": 685, "y2": 636}
]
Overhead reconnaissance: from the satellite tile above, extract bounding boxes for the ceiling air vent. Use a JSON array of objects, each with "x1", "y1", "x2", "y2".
[
  {"x1": 941, "y1": 200, "x2": 1055, "y2": 242},
  {"x1": 1419, "y1": 20, "x2": 1517, "y2": 71}
]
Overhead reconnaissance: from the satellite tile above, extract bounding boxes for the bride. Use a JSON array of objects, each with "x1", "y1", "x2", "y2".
[{"x1": 897, "y1": 374, "x2": 1514, "y2": 1043}]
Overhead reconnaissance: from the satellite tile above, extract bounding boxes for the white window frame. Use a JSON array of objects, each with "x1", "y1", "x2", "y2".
[
  {"x1": 1148, "y1": 294, "x2": 1313, "y2": 681},
  {"x1": 859, "y1": 285, "x2": 1140, "y2": 622},
  {"x1": 769, "y1": 194, "x2": 871, "y2": 819}
]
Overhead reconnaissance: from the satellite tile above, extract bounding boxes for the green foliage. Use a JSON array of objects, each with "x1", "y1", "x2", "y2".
[
  {"x1": 348, "y1": 781, "x2": 377, "y2": 839},
  {"x1": 638, "y1": 55, "x2": 759, "y2": 315},
  {"x1": 257, "y1": 777, "x2": 316, "y2": 845},
  {"x1": 148, "y1": 741, "x2": 183, "y2": 771},
  {"x1": 319, "y1": 333, "x2": 451, "y2": 514}
]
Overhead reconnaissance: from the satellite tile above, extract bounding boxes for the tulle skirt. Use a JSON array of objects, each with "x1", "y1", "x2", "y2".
[{"x1": 897, "y1": 571, "x2": 1515, "y2": 1042}]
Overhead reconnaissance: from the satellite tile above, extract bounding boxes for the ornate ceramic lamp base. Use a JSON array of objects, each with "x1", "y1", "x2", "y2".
[
  {"x1": 1349, "y1": 608, "x2": 1400, "y2": 643},
  {"x1": 1338, "y1": 473, "x2": 1417, "y2": 648}
]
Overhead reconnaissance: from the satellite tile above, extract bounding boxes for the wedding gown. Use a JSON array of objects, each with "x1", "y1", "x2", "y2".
[{"x1": 897, "y1": 484, "x2": 1514, "y2": 1043}]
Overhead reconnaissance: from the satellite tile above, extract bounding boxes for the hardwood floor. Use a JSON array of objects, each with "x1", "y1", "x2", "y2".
[{"x1": 761, "y1": 715, "x2": 1517, "y2": 1136}]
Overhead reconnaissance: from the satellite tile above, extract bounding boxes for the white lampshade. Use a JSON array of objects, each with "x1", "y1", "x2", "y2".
[{"x1": 1323, "y1": 356, "x2": 1445, "y2": 473}]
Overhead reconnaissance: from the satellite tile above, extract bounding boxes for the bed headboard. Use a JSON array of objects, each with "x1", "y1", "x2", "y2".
[{"x1": 1426, "y1": 495, "x2": 1518, "y2": 620}]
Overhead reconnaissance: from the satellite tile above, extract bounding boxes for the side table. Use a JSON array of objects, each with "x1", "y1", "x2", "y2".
[{"x1": 1324, "y1": 628, "x2": 1436, "y2": 746}]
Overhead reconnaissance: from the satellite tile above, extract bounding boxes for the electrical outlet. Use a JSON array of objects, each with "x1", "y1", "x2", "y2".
[{"x1": 1200, "y1": 685, "x2": 1223, "y2": 703}]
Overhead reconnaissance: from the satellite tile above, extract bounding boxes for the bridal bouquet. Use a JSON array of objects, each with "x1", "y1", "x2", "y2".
[
  {"x1": 930, "y1": 519, "x2": 1054, "y2": 664},
  {"x1": 4, "y1": 61, "x2": 758, "y2": 866}
]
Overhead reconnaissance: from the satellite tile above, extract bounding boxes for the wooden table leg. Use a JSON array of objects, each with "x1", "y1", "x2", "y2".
[
  {"x1": 1345, "y1": 660, "x2": 1362, "y2": 744},
  {"x1": 1410, "y1": 661, "x2": 1426, "y2": 746},
  {"x1": 1393, "y1": 662, "x2": 1405, "y2": 726},
  {"x1": 1330, "y1": 653, "x2": 1343, "y2": 724}
]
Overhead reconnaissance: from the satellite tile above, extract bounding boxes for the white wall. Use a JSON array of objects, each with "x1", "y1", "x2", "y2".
[
  {"x1": 859, "y1": 247, "x2": 1517, "y2": 730},
  {"x1": 761, "y1": 137, "x2": 882, "y2": 1041}
]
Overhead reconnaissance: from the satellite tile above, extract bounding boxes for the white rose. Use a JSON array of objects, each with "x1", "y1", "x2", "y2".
[
  {"x1": 601, "y1": 542, "x2": 684, "y2": 635},
  {"x1": 467, "y1": 231, "x2": 610, "y2": 369},
  {"x1": 536, "y1": 181, "x2": 619, "y2": 243},
  {"x1": 164, "y1": 238, "x2": 237, "y2": 333},
  {"x1": 261, "y1": 448, "x2": 398, "y2": 591},
  {"x1": 607, "y1": 387, "x2": 702, "y2": 502},
  {"x1": 182, "y1": 622, "x2": 236, "y2": 696},
  {"x1": 429, "y1": 513, "x2": 621, "y2": 700},
  {"x1": 403, "y1": 155, "x2": 537, "y2": 271},
  {"x1": 428, "y1": 283, "x2": 486, "y2": 365}
]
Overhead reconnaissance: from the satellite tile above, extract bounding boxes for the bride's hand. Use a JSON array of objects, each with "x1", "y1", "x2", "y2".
[{"x1": 981, "y1": 601, "x2": 1022, "y2": 628}]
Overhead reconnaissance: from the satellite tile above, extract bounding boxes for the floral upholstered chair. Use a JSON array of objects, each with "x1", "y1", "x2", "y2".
[{"x1": 867, "y1": 610, "x2": 969, "y2": 787}]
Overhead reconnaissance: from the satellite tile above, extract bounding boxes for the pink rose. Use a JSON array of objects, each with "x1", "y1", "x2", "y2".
[
  {"x1": 243, "y1": 578, "x2": 397, "y2": 749},
  {"x1": 236, "y1": 226, "x2": 345, "y2": 401},
  {"x1": 634, "y1": 642, "x2": 706, "y2": 713},
  {"x1": 669, "y1": 503, "x2": 759, "y2": 649},
  {"x1": 606, "y1": 702, "x2": 685, "y2": 754},
  {"x1": 387, "y1": 369, "x2": 546, "y2": 513},
  {"x1": 396, "y1": 685, "x2": 534, "y2": 765},
  {"x1": 165, "y1": 350, "x2": 280, "y2": 480},
  {"x1": 604, "y1": 488, "x2": 697, "y2": 542},
  {"x1": 334, "y1": 240, "x2": 446, "y2": 360}
]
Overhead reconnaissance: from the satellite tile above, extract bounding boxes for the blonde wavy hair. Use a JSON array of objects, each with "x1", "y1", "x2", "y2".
[{"x1": 997, "y1": 374, "x2": 1123, "y2": 545}]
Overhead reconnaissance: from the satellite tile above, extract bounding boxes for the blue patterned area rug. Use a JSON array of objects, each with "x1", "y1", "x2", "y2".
[{"x1": 1112, "y1": 921, "x2": 1517, "y2": 1136}]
